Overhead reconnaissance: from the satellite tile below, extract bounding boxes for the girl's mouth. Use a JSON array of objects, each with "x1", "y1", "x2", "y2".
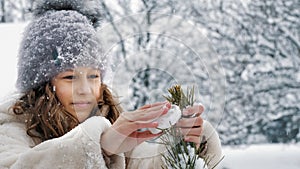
[{"x1": 72, "y1": 102, "x2": 92, "y2": 109}]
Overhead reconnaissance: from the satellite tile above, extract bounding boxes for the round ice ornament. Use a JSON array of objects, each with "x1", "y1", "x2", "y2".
[{"x1": 149, "y1": 105, "x2": 182, "y2": 134}]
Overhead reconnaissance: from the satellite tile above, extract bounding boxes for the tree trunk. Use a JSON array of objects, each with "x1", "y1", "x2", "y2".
[{"x1": 0, "y1": 0, "x2": 5, "y2": 23}]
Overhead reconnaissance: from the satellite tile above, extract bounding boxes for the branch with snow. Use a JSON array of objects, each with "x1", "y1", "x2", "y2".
[{"x1": 150, "y1": 84, "x2": 212, "y2": 169}]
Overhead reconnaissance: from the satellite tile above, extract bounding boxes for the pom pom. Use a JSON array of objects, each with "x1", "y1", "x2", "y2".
[{"x1": 32, "y1": 0, "x2": 102, "y2": 26}]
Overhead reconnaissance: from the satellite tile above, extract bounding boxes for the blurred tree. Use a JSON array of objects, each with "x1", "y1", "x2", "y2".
[
  {"x1": 100, "y1": 0, "x2": 300, "y2": 145},
  {"x1": 0, "y1": 0, "x2": 5, "y2": 22},
  {"x1": 0, "y1": 0, "x2": 33, "y2": 23},
  {"x1": 188, "y1": 0, "x2": 300, "y2": 144},
  {"x1": 2, "y1": 0, "x2": 299, "y2": 145}
]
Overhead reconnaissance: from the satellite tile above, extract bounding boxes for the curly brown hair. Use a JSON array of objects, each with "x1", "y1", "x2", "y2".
[{"x1": 11, "y1": 83, "x2": 121, "y2": 142}]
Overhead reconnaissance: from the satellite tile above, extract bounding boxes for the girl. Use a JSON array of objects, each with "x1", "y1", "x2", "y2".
[{"x1": 0, "y1": 1, "x2": 222, "y2": 168}]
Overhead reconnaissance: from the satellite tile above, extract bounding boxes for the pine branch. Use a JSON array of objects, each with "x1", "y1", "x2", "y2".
[
  {"x1": 160, "y1": 84, "x2": 209, "y2": 169},
  {"x1": 163, "y1": 84, "x2": 195, "y2": 110}
]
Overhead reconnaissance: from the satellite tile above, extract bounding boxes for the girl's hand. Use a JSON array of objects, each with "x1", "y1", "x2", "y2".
[
  {"x1": 101, "y1": 101, "x2": 171, "y2": 155},
  {"x1": 176, "y1": 104, "x2": 204, "y2": 148}
]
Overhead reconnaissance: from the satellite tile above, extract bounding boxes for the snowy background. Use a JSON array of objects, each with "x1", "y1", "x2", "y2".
[{"x1": 1, "y1": 0, "x2": 300, "y2": 169}]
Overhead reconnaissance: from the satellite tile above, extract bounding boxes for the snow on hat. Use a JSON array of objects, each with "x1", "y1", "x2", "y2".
[{"x1": 16, "y1": 0, "x2": 105, "y2": 92}]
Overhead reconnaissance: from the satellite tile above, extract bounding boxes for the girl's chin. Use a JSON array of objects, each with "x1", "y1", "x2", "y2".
[
  {"x1": 76, "y1": 113, "x2": 91, "y2": 123},
  {"x1": 71, "y1": 109, "x2": 93, "y2": 122}
]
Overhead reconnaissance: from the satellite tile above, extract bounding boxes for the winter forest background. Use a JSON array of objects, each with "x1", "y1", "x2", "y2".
[{"x1": 0, "y1": 0, "x2": 299, "y2": 168}]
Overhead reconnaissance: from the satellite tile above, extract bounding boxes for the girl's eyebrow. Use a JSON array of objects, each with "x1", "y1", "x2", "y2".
[
  {"x1": 60, "y1": 69, "x2": 76, "y2": 74},
  {"x1": 64, "y1": 69, "x2": 74, "y2": 72}
]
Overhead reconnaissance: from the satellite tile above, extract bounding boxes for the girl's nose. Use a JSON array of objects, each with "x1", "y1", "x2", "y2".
[{"x1": 75, "y1": 78, "x2": 92, "y2": 95}]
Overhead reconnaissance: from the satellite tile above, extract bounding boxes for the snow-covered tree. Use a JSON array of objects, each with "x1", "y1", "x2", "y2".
[
  {"x1": 0, "y1": 0, "x2": 33, "y2": 23},
  {"x1": 187, "y1": 0, "x2": 300, "y2": 144},
  {"x1": 99, "y1": 0, "x2": 300, "y2": 145},
  {"x1": 2, "y1": 0, "x2": 299, "y2": 145}
]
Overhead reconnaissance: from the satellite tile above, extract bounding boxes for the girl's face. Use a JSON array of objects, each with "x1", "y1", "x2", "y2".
[{"x1": 51, "y1": 67, "x2": 101, "y2": 123}]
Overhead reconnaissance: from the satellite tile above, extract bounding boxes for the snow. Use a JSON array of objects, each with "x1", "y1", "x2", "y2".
[
  {"x1": 219, "y1": 144, "x2": 300, "y2": 169},
  {"x1": 1, "y1": 21, "x2": 299, "y2": 169},
  {"x1": 0, "y1": 22, "x2": 27, "y2": 100}
]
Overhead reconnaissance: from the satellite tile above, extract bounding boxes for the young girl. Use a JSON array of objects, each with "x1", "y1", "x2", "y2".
[{"x1": 0, "y1": 1, "x2": 222, "y2": 168}]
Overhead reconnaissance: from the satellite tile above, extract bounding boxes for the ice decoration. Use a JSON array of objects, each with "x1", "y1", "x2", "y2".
[{"x1": 148, "y1": 104, "x2": 182, "y2": 134}]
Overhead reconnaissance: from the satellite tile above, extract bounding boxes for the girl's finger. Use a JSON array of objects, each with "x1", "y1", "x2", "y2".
[
  {"x1": 176, "y1": 117, "x2": 203, "y2": 128},
  {"x1": 123, "y1": 120, "x2": 160, "y2": 133},
  {"x1": 180, "y1": 127, "x2": 203, "y2": 136},
  {"x1": 129, "y1": 130, "x2": 162, "y2": 145},
  {"x1": 123, "y1": 103, "x2": 170, "y2": 122},
  {"x1": 129, "y1": 130, "x2": 161, "y2": 139},
  {"x1": 139, "y1": 101, "x2": 169, "y2": 110},
  {"x1": 134, "y1": 121, "x2": 159, "y2": 130},
  {"x1": 110, "y1": 120, "x2": 160, "y2": 137},
  {"x1": 143, "y1": 105, "x2": 170, "y2": 120},
  {"x1": 140, "y1": 101, "x2": 171, "y2": 113},
  {"x1": 182, "y1": 105, "x2": 204, "y2": 117}
]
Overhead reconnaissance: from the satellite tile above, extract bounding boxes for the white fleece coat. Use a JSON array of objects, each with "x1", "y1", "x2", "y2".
[{"x1": 0, "y1": 98, "x2": 223, "y2": 169}]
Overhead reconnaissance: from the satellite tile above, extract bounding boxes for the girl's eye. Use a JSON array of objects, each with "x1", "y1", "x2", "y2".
[
  {"x1": 89, "y1": 74, "x2": 100, "y2": 79},
  {"x1": 62, "y1": 75, "x2": 76, "y2": 80}
]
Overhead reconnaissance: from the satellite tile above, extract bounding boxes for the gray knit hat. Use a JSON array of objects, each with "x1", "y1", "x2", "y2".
[{"x1": 16, "y1": 0, "x2": 105, "y2": 92}]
